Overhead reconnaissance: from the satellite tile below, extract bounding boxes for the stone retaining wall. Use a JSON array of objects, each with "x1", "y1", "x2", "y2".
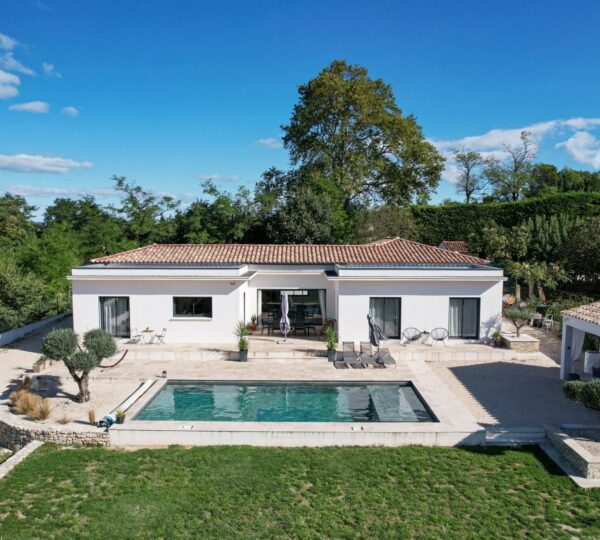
[
  {"x1": 545, "y1": 426, "x2": 600, "y2": 479},
  {"x1": 0, "y1": 418, "x2": 109, "y2": 450}
]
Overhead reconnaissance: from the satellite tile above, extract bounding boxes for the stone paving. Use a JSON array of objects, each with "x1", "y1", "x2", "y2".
[{"x1": 1, "y1": 315, "x2": 598, "y2": 439}]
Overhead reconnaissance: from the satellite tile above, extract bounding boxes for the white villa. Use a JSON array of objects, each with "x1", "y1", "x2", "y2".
[{"x1": 70, "y1": 237, "x2": 504, "y2": 344}]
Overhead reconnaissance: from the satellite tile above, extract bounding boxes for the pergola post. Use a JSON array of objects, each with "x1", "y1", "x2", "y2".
[{"x1": 560, "y1": 321, "x2": 573, "y2": 380}]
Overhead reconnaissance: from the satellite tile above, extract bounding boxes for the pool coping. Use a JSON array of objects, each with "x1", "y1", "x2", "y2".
[
  {"x1": 129, "y1": 378, "x2": 439, "y2": 424},
  {"x1": 111, "y1": 364, "x2": 485, "y2": 447}
]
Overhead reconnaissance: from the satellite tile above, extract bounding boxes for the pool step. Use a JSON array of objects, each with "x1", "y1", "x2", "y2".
[{"x1": 485, "y1": 427, "x2": 547, "y2": 446}]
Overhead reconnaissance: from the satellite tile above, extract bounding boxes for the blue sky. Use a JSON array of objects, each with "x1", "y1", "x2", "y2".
[{"x1": 1, "y1": 0, "x2": 600, "y2": 215}]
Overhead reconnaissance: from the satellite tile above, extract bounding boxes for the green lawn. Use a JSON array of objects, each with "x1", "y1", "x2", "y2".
[{"x1": 0, "y1": 445, "x2": 599, "y2": 539}]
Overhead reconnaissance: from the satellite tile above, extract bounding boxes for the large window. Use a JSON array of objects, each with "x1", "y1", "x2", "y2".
[
  {"x1": 369, "y1": 298, "x2": 401, "y2": 339},
  {"x1": 258, "y1": 290, "x2": 326, "y2": 322},
  {"x1": 449, "y1": 298, "x2": 480, "y2": 338},
  {"x1": 173, "y1": 297, "x2": 213, "y2": 318},
  {"x1": 99, "y1": 297, "x2": 130, "y2": 338}
]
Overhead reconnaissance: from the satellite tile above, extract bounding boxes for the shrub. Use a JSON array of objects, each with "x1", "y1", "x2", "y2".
[
  {"x1": 11, "y1": 389, "x2": 42, "y2": 417},
  {"x1": 58, "y1": 415, "x2": 71, "y2": 425},
  {"x1": 581, "y1": 380, "x2": 600, "y2": 411},
  {"x1": 29, "y1": 398, "x2": 52, "y2": 421},
  {"x1": 563, "y1": 380, "x2": 585, "y2": 401}
]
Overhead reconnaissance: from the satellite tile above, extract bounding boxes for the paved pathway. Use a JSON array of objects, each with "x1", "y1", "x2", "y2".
[{"x1": 429, "y1": 320, "x2": 598, "y2": 427}]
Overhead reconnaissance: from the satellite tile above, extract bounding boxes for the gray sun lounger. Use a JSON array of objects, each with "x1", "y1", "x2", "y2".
[
  {"x1": 373, "y1": 348, "x2": 396, "y2": 368},
  {"x1": 342, "y1": 341, "x2": 364, "y2": 369}
]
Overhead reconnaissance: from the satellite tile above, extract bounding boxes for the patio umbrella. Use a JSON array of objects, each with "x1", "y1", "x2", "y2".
[
  {"x1": 367, "y1": 314, "x2": 387, "y2": 351},
  {"x1": 280, "y1": 291, "x2": 291, "y2": 342}
]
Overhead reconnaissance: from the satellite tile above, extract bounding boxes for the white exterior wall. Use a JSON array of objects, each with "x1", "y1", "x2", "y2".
[
  {"x1": 245, "y1": 270, "x2": 336, "y2": 321},
  {"x1": 72, "y1": 279, "x2": 243, "y2": 343},
  {"x1": 336, "y1": 279, "x2": 503, "y2": 343},
  {"x1": 71, "y1": 264, "x2": 503, "y2": 344}
]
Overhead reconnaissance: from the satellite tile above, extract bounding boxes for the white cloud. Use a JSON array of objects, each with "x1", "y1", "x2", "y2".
[
  {"x1": 0, "y1": 69, "x2": 20, "y2": 99},
  {"x1": 61, "y1": 106, "x2": 79, "y2": 116},
  {"x1": 0, "y1": 154, "x2": 93, "y2": 173},
  {"x1": 197, "y1": 173, "x2": 241, "y2": 182},
  {"x1": 556, "y1": 131, "x2": 600, "y2": 169},
  {"x1": 42, "y1": 61, "x2": 61, "y2": 78},
  {"x1": 6, "y1": 185, "x2": 116, "y2": 198},
  {"x1": 0, "y1": 33, "x2": 35, "y2": 76},
  {"x1": 432, "y1": 117, "x2": 600, "y2": 183},
  {"x1": 9, "y1": 100, "x2": 49, "y2": 113},
  {"x1": 0, "y1": 51, "x2": 35, "y2": 76},
  {"x1": 0, "y1": 33, "x2": 17, "y2": 51},
  {"x1": 256, "y1": 137, "x2": 282, "y2": 149}
]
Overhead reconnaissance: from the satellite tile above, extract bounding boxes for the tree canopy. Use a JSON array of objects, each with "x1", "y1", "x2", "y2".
[{"x1": 282, "y1": 60, "x2": 444, "y2": 209}]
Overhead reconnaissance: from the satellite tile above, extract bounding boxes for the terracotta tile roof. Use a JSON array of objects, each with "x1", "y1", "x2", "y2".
[
  {"x1": 562, "y1": 301, "x2": 600, "y2": 326},
  {"x1": 440, "y1": 240, "x2": 470, "y2": 253},
  {"x1": 90, "y1": 238, "x2": 489, "y2": 266}
]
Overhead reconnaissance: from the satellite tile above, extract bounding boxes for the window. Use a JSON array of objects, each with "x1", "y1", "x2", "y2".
[
  {"x1": 258, "y1": 289, "x2": 326, "y2": 321},
  {"x1": 448, "y1": 298, "x2": 480, "y2": 338},
  {"x1": 173, "y1": 297, "x2": 212, "y2": 318},
  {"x1": 99, "y1": 297, "x2": 130, "y2": 338},
  {"x1": 369, "y1": 298, "x2": 401, "y2": 339}
]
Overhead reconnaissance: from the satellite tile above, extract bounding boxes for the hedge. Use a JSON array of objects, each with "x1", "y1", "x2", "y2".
[{"x1": 411, "y1": 192, "x2": 600, "y2": 245}]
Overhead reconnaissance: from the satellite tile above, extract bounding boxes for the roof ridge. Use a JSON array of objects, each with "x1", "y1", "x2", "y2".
[{"x1": 91, "y1": 243, "x2": 158, "y2": 263}]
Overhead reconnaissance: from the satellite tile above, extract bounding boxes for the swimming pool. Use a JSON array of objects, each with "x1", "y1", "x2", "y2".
[{"x1": 135, "y1": 381, "x2": 436, "y2": 423}]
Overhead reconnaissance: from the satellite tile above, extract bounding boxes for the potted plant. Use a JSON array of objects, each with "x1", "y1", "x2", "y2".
[
  {"x1": 115, "y1": 409, "x2": 126, "y2": 424},
  {"x1": 491, "y1": 331, "x2": 503, "y2": 347},
  {"x1": 323, "y1": 326, "x2": 337, "y2": 362},
  {"x1": 234, "y1": 321, "x2": 250, "y2": 362},
  {"x1": 247, "y1": 314, "x2": 258, "y2": 332}
]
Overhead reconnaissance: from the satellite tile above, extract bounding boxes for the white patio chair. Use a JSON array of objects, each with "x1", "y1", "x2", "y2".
[
  {"x1": 542, "y1": 314, "x2": 554, "y2": 331},
  {"x1": 129, "y1": 329, "x2": 142, "y2": 344},
  {"x1": 151, "y1": 328, "x2": 167, "y2": 345}
]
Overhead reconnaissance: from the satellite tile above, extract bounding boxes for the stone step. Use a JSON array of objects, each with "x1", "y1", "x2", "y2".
[{"x1": 485, "y1": 427, "x2": 547, "y2": 445}]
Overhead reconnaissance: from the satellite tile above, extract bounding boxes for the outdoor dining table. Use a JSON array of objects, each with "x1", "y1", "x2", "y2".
[{"x1": 141, "y1": 329, "x2": 155, "y2": 344}]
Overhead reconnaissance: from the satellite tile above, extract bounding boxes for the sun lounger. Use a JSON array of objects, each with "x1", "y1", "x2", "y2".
[
  {"x1": 374, "y1": 348, "x2": 396, "y2": 368},
  {"x1": 342, "y1": 341, "x2": 364, "y2": 369}
]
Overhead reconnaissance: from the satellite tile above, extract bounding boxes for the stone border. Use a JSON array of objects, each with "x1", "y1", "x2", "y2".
[
  {"x1": 0, "y1": 440, "x2": 44, "y2": 480},
  {"x1": 0, "y1": 417, "x2": 109, "y2": 451},
  {"x1": 545, "y1": 425, "x2": 600, "y2": 479}
]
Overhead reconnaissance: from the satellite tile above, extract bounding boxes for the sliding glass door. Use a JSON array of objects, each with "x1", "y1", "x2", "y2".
[
  {"x1": 99, "y1": 297, "x2": 130, "y2": 338},
  {"x1": 448, "y1": 298, "x2": 479, "y2": 339},
  {"x1": 369, "y1": 298, "x2": 401, "y2": 339}
]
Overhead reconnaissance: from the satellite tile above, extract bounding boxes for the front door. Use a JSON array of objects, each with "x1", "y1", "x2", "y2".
[
  {"x1": 99, "y1": 297, "x2": 130, "y2": 338},
  {"x1": 369, "y1": 298, "x2": 401, "y2": 339}
]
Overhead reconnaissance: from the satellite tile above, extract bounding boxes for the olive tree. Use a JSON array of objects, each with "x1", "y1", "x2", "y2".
[
  {"x1": 41, "y1": 328, "x2": 116, "y2": 402},
  {"x1": 503, "y1": 308, "x2": 534, "y2": 337}
]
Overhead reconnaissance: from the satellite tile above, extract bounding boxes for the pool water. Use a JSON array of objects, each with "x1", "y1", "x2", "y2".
[{"x1": 135, "y1": 381, "x2": 435, "y2": 423}]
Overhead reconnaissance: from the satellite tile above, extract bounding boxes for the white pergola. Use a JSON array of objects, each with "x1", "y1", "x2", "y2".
[{"x1": 561, "y1": 301, "x2": 600, "y2": 380}]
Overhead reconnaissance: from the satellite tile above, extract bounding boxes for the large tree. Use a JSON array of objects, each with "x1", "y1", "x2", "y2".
[
  {"x1": 176, "y1": 181, "x2": 255, "y2": 244},
  {"x1": 484, "y1": 131, "x2": 536, "y2": 201},
  {"x1": 281, "y1": 60, "x2": 444, "y2": 209},
  {"x1": 111, "y1": 176, "x2": 179, "y2": 245},
  {"x1": 452, "y1": 147, "x2": 486, "y2": 203},
  {"x1": 0, "y1": 193, "x2": 36, "y2": 251},
  {"x1": 44, "y1": 196, "x2": 133, "y2": 260},
  {"x1": 254, "y1": 167, "x2": 351, "y2": 243}
]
